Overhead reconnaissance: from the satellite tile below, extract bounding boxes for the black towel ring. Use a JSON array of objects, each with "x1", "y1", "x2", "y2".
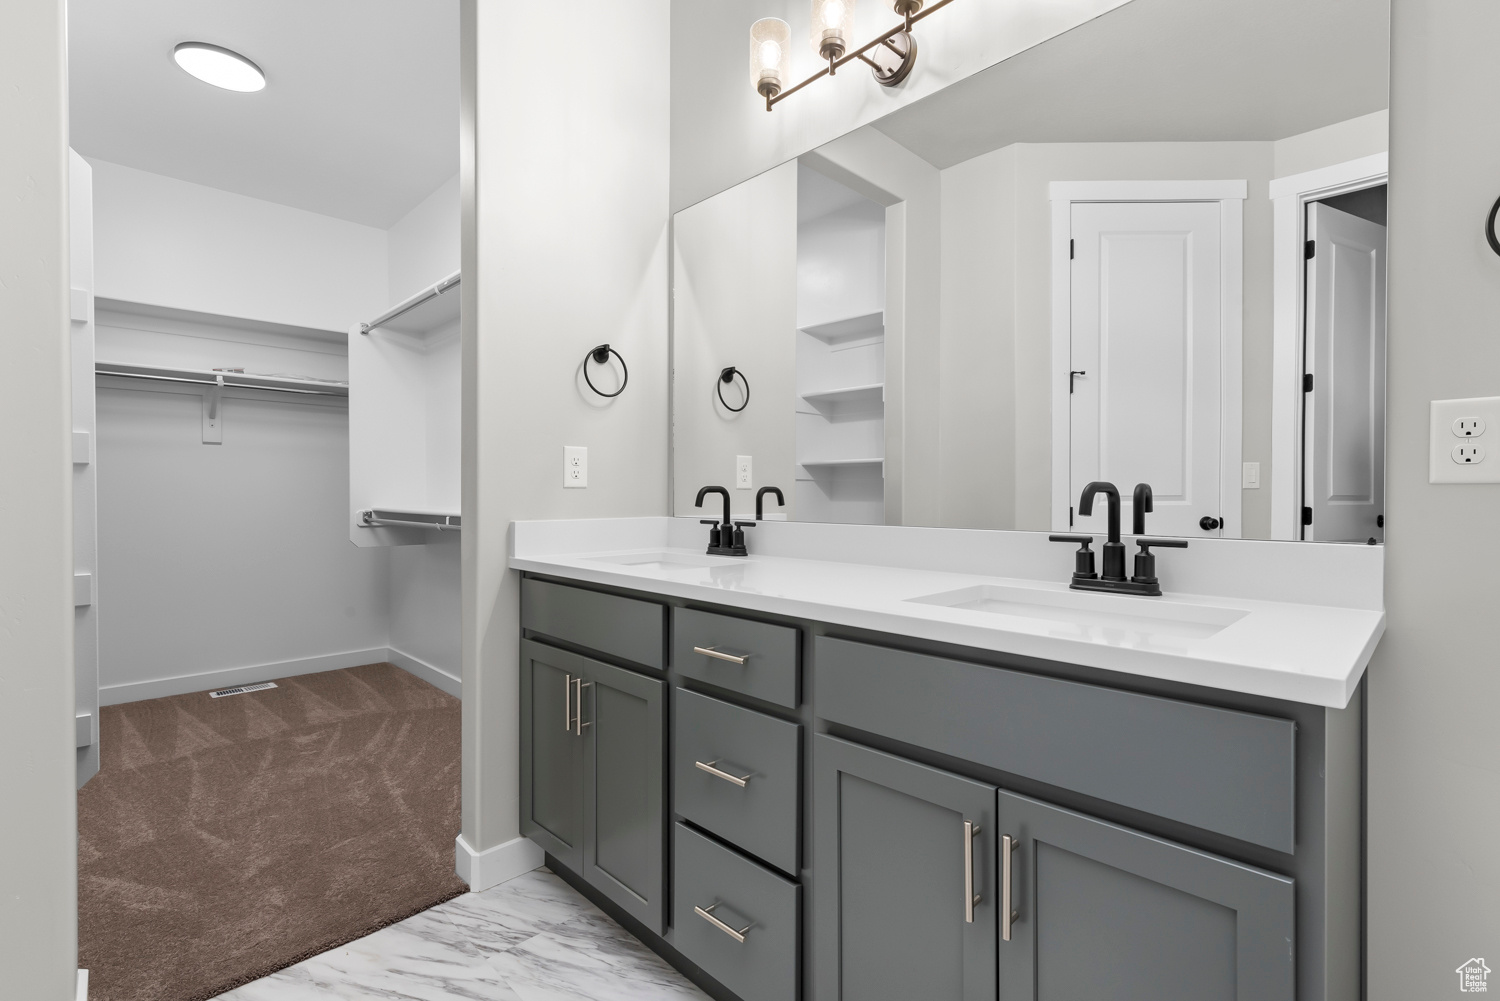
[
  {"x1": 718, "y1": 366, "x2": 750, "y2": 412},
  {"x1": 583, "y1": 344, "x2": 628, "y2": 398},
  {"x1": 1487, "y1": 195, "x2": 1500, "y2": 258}
]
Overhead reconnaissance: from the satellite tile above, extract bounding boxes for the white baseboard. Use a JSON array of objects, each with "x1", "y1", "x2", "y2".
[
  {"x1": 456, "y1": 833, "x2": 543, "y2": 892},
  {"x1": 387, "y1": 647, "x2": 461, "y2": 699},
  {"x1": 77, "y1": 969, "x2": 88, "y2": 1001},
  {"x1": 99, "y1": 647, "x2": 461, "y2": 706}
]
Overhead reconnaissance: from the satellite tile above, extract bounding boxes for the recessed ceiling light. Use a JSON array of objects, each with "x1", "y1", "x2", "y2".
[{"x1": 173, "y1": 42, "x2": 265, "y2": 93}]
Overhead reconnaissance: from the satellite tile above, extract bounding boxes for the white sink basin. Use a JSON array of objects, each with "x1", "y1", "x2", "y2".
[
  {"x1": 908, "y1": 584, "x2": 1247, "y2": 640},
  {"x1": 586, "y1": 551, "x2": 744, "y2": 573}
]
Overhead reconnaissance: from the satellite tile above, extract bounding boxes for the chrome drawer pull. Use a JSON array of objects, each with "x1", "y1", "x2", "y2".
[
  {"x1": 693, "y1": 645, "x2": 748, "y2": 665},
  {"x1": 964, "y1": 820, "x2": 981, "y2": 923},
  {"x1": 695, "y1": 759, "x2": 752, "y2": 787},
  {"x1": 694, "y1": 902, "x2": 753, "y2": 943},
  {"x1": 1001, "y1": 833, "x2": 1019, "y2": 941}
]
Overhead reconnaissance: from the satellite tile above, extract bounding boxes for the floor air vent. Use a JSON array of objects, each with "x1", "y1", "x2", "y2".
[{"x1": 209, "y1": 682, "x2": 278, "y2": 699}]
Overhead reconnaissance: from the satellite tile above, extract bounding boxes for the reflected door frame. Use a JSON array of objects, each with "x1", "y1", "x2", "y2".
[
  {"x1": 1048, "y1": 180, "x2": 1246, "y2": 537},
  {"x1": 1268, "y1": 153, "x2": 1389, "y2": 541}
]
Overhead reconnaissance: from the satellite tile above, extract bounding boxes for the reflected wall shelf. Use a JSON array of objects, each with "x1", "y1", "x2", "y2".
[
  {"x1": 800, "y1": 382, "x2": 884, "y2": 413},
  {"x1": 798, "y1": 457, "x2": 885, "y2": 469},
  {"x1": 798, "y1": 310, "x2": 883, "y2": 346}
]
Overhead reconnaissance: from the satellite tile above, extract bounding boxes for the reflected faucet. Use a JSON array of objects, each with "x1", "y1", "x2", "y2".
[
  {"x1": 1132, "y1": 482, "x2": 1153, "y2": 536},
  {"x1": 756, "y1": 486, "x2": 785, "y2": 521}
]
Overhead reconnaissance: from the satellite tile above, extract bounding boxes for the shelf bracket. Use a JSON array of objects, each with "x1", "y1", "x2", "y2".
[{"x1": 202, "y1": 374, "x2": 224, "y2": 444}]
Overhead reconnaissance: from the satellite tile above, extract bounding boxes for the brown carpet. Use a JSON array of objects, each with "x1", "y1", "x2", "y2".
[{"x1": 78, "y1": 663, "x2": 468, "y2": 1001}]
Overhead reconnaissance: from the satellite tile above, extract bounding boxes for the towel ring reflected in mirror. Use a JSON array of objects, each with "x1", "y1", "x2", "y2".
[
  {"x1": 1487, "y1": 195, "x2": 1500, "y2": 257},
  {"x1": 583, "y1": 344, "x2": 628, "y2": 398},
  {"x1": 718, "y1": 366, "x2": 750, "y2": 412}
]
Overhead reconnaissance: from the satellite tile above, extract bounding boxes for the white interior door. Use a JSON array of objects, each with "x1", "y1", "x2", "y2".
[
  {"x1": 1069, "y1": 201, "x2": 1223, "y2": 538},
  {"x1": 1304, "y1": 202, "x2": 1386, "y2": 543}
]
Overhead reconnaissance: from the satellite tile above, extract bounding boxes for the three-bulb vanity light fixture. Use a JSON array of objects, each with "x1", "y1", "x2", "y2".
[{"x1": 750, "y1": 0, "x2": 958, "y2": 111}]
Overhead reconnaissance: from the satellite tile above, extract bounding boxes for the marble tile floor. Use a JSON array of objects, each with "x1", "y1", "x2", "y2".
[{"x1": 214, "y1": 868, "x2": 710, "y2": 1001}]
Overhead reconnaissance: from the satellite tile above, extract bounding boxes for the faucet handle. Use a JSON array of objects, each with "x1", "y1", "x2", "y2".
[
  {"x1": 1049, "y1": 534, "x2": 1098, "y2": 581},
  {"x1": 699, "y1": 519, "x2": 722, "y2": 551},
  {"x1": 1131, "y1": 537, "x2": 1187, "y2": 587}
]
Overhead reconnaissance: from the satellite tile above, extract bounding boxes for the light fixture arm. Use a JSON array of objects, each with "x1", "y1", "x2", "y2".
[{"x1": 764, "y1": 0, "x2": 959, "y2": 111}]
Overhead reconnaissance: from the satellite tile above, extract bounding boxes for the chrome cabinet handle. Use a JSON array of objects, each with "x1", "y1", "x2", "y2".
[
  {"x1": 695, "y1": 760, "x2": 752, "y2": 787},
  {"x1": 1001, "y1": 833, "x2": 1018, "y2": 941},
  {"x1": 563, "y1": 673, "x2": 573, "y2": 733},
  {"x1": 572, "y1": 679, "x2": 593, "y2": 736},
  {"x1": 694, "y1": 902, "x2": 752, "y2": 943},
  {"x1": 964, "y1": 821, "x2": 981, "y2": 923},
  {"x1": 693, "y1": 645, "x2": 748, "y2": 665}
]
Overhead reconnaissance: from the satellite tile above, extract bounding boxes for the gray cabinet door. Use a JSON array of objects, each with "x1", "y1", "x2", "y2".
[
  {"x1": 814, "y1": 735, "x2": 997, "y2": 1001},
  {"x1": 519, "y1": 639, "x2": 584, "y2": 872},
  {"x1": 997, "y1": 790, "x2": 1295, "y2": 1001},
  {"x1": 582, "y1": 655, "x2": 667, "y2": 933}
]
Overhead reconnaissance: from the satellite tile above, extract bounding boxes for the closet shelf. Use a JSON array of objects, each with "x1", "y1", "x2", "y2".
[
  {"x1": 96, "y1": 361, "x2": 348, "y2": 397},
  {"x1": 358, "y1": 509, "x2": 461, "y2": 532},
  {"x1": 800, "y1": 383, "x2": 885, "y2": 410},
  {"x1": 360, "y1": 271, "x2": 460, "y2": 338},
  {"x1": 798, "y1": 310, "x2": 884, "y2": 344}
]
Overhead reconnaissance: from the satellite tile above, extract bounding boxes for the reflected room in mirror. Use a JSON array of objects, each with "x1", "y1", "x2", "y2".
[{"x1": 672, "y1": 0, "x2": 1389, "y2": 543}]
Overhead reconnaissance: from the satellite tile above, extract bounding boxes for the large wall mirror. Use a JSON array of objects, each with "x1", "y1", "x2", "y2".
[{"x1": 672, "y1": 0, "x2": 1390, "y2": 543}]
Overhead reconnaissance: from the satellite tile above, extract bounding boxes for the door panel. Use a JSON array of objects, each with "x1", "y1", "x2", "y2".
[
  {"x1": 814, "y1": 735, "x2": 996, "y2": 1001},
  {"x1": 583, "y1": 657, "x2": 666, "y2": 933},
  {"x1": 519, "y1": 640, "x2": 584, "y2": 871},
  {"x1": 1071, "y1": 201, "x2": 1224, "y2": 537},
  {"x1": 997, "y1": 790, "x2": 1295, "y2": 1001},
  {"x1": 1305, "y1": 202, "x2": 1386, "y2": 543}
]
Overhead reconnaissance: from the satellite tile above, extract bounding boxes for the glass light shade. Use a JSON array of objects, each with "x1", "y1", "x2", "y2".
[
  {"x1": 811, "y1": 0, "x2": 857, "y2": 60},
  {"x1": 173, "y1": 42, "x2": 265, "y2": 92},
  {"x1": 749, "y1": 19, "x2": 791, "y2": 99}
]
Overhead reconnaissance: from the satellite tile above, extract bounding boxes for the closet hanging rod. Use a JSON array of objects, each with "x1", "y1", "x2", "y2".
[
  {"x1": 360, "y1": 271, "x2": 461, "y2": 334},
  {"x1": 359, "y1": 509, "x2": 461, "y2": 531},
  {"x1": 96, "y1": 361, "x2": 349, "y2": 397}
]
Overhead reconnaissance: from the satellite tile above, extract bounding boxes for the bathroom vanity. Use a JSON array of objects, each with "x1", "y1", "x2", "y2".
[{"x1": 513, "y1": 517, "x2": 1381, "y2": 1001}]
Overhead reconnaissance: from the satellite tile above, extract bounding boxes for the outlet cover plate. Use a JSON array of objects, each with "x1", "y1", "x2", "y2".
[
  {"x1": 1431, "y1": 397, "x2": 1500, "y2": 483},
  {"x1": 564, "y1": 445, "x2": 588, "y2": 488},
  {"x1": 736, "y1": 455, "x2": 753, "y2": 490}
]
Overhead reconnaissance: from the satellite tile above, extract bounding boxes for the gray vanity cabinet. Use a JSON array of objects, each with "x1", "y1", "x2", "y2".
[
  {"x1": 996, "y1": 789, "x2": 1296, "y2": 1001},
  {"x1": 520, "y1": 637, "x2": 667, "y2": 933},
  {"x1": 814, "y1": 735, "x2": 997, "y2": 1001}
]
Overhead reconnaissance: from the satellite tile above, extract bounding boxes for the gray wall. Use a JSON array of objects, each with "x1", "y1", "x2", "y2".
[
  {"x1": 461, "y1": 0, "x2": 671, "y2": 855},
  {"x1": 0, "y1": 0, "x2": 77, "y2": 995},
  {"x1": 1369, "y1": 1, "x2": 1500, "y2": 993}
]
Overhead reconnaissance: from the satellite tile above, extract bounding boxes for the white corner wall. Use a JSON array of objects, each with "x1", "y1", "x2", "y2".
[
  {"x1": 1368, "y1": 2, "x2": 1500, "y2": 995},
  {"x1": 87, "y1": 158, "x2": 388, "y2": 332},
  {"x1": 462, "y1": 0, "x2": 670, "y2": 866},
  {"x1": 0, "y1": 0, "x2": 77, "y2": 994}
]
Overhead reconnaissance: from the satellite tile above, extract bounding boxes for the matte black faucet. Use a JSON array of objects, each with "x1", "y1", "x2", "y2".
[
  {"x1": 695, "y1": 485, "x2": 751, "y2": 556},
  {"x1": 756, "y1": 486, "x2": 785, "y2": 521},
  {"x1": 1050, "y1": 480, "x2": 1187, "y2": 596}
]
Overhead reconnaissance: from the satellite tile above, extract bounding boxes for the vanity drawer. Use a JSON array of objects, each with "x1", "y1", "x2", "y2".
[
  {"x1": 521, "y1": 577, "x2": 665, "y2": 670},
  {"x1": 675, "y1": 689, "x2": 801, "y2": 875},
  {"x1": 815, "y1": 636, "x2": 1297, "y2": 854},
  {"x1": 673, "y1": 607, "x2": 799, "y2": 708},
  {"x1": 673, "y1": 822, "x2": 799, "y2": 1001}
]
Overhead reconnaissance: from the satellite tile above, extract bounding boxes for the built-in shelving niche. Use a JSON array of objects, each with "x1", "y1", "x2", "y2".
[
  {"x1": 349, "y1": 273, "x2": 461, "y2": 547},
  {"x1": 795, "y1": 163, "x2": 887, "y2": 525}
]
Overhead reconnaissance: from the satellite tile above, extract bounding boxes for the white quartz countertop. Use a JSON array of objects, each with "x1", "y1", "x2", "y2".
[{"x1": 511, "y1": 518, "x2": 1385, "y2": 709}]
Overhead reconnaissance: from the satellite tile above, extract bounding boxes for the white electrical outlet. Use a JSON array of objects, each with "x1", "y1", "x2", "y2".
[
  {"x1": 736, "y1": 455, "x2": 753, "y2": 489},
  {"x1": 1242, "y1": 462, "x2": 1261, "y2": 489},
  {"x1": 563, "y1": 445, "x2": 588, "y2": 488},
  {"x1": 1454, "y1": 443, "x2": 1486, "y2": 464},
  {"x1": 1431, "y1": 397, "x2": 1500, "y2": 483}
]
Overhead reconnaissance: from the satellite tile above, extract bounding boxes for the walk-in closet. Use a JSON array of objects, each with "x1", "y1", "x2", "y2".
[{"x1": 67, "y1": 3, "x2": 467, "y2": 998}]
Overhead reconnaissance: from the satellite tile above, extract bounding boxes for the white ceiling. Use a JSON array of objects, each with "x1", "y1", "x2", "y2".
[
  {"x1": 68, "y1": 0, "x2": 459, "y2": 229},
  {"x1": 872, "y1": 0, "x2": 1390, "y2": 168}
]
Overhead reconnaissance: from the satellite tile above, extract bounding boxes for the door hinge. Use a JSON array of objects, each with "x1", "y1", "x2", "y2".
[
  {"x1": 1305, "y1": 239, "x2": 1316, "y2": 260},
  {"x1": 1303, "y1": 373, "x2": 1314, "y2": 393},
  {"x1": 1302, "y1": 506, "x2": 1313, "y2": 526},
  {"x1": 1069, "y1": 239, "x2": 1075, "y2": 260},
  {"x1": 1069, "y1": 506, "x2": 1074, "y2": 527}
]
